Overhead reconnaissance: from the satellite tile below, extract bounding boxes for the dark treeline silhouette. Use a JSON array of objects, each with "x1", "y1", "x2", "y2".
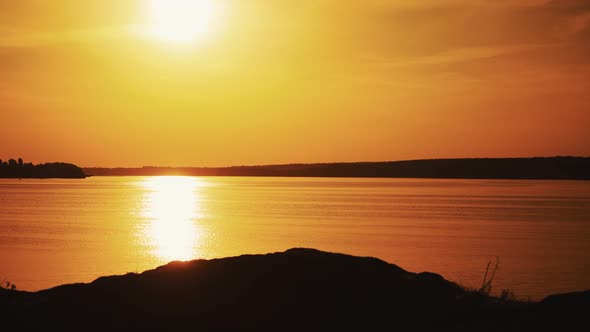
[
  {"x1": 84, "y1": 156, "x2": 590, "y2": 180},
  {"x1": 0, "y1": 248, "x2": 587, "y2": 331},
  {"x1": 0, "y1": 158, "x2": 86, "y2": 178}
]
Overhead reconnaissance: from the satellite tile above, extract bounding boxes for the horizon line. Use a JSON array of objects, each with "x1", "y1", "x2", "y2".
[{"x1": 80, "y1": 155, "x2": 590, "y2": 169}]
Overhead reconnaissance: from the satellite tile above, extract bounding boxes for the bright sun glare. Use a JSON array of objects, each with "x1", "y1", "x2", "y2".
[
  {"x1": 148, "y1": 0, "x2": 220, "y2": 44},
  {"x1": 141, "y1": 176, "x2": 206, "y2": 262}
]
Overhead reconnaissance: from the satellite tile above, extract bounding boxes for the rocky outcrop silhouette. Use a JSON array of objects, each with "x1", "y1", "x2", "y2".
[{"x1": 0, "y1": 248, "x2": 587, "y2": 331}]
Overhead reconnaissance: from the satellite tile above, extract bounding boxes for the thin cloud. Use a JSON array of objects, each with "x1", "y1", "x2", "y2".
[{"x1": 373, "y1": 44, "x2": 547, "y2": 68}]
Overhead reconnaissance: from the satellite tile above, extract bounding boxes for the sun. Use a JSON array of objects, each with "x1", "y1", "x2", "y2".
[{"x1": 148, "y1": 0, "x2": 220, "y2": 44}]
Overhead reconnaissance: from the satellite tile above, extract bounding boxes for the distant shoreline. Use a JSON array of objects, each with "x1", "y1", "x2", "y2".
[
  {"x1": 0, "y1": 159, "x2": 86, "y2": 179},
  {"x1": 83, "y1": 156, "x2": 590, "y2": 180}
]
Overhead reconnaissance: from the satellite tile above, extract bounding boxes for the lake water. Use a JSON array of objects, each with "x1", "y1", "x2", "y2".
[{"x1": 1, "y1": 176, "x2": 589, "y2": 299}]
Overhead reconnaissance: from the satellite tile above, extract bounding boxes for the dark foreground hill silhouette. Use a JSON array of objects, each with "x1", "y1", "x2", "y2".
[{"x1": 1, "y1": 248, "x2": 588, "y2": 331}]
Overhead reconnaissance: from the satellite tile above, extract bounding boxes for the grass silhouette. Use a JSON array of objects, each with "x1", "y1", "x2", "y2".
[
  {"x1": 479, "y1": 256, "x2": 499, "y2": 296},
  {"x1": 0, "y1": 278, "x2": 16, "y2": 291}
]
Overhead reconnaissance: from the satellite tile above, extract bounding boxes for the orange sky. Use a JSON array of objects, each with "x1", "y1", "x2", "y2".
[{"x1": 1, "y1": 0, "x2": 589, "y2": 167}]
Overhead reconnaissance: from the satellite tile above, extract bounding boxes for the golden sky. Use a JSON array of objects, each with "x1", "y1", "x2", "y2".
[{"x1": 1, "y1": 0, "x2": 589, "y2": 167}]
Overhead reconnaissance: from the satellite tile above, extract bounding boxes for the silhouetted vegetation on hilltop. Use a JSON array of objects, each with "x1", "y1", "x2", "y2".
[{"x1": 0, "y1": 158, "x2": 86, "y2": 179}]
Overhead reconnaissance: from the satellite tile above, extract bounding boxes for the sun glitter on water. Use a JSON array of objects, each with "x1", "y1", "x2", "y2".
[{"x1": 141, "y1": 176, "x2": 206, "y2": 262}]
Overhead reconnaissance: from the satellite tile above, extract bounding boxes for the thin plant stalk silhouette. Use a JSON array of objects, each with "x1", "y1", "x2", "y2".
[{"x1": 479, "y1": 257, "x2": 499, "y2": 296}]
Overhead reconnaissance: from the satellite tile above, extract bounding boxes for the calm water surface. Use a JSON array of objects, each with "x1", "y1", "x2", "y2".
[{"x1": 1, "y1": 176, "x2": 589, "y2": 299}]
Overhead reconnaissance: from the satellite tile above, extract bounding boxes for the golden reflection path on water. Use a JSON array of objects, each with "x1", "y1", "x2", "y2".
[{"x1": 140, "y1": 176, "x2": 205, "y2": 262}]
